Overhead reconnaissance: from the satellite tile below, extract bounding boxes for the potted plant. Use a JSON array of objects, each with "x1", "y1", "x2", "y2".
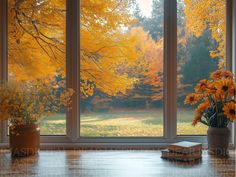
[
  {"x1": 185, "y1": 70, "x2": 235, "y2": 156},
  {"x1": 0, "y1": 77, "x2": 74, "y2": 156}
]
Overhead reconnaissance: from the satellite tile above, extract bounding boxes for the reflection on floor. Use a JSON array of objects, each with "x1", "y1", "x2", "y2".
[{"x1": 0, "y1": 149, "x2": 235, "y2": 177}]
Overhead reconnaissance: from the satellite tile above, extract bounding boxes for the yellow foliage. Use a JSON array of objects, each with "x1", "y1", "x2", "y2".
[
  {"x1": 128, "y1": 27, "x2": 164, "y2": 100},
  {"x1": 80, "y1": 0, "x2": 141, "y2": 96},
  {"x1": 8, "y1": 0, "x2": 142, "y2": 97},
  {"x1": 183, "y1": 0, "x2": 226, "y2": 68},
  {"x1": 8, "y1": 0, "x2": 66, "y2": 79}
]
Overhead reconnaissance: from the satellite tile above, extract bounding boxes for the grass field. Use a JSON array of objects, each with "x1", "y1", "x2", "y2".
[{"x1": 39, "y1": 109, "x2": 207, "y2": 136}]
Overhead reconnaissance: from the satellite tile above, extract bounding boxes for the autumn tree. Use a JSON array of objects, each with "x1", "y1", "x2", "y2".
[
  {"x1": 183, "y1": 0, "x2": 226, "y2": 68},
  {"x1": 82, "y1": 26, "x2": 164, "y2": 112},
  {"x1": 121, "y1": 27, "x2": 164, "y2": 102},
  {"x1": 80, "y1": 0, "x2": 143, "y2": 97},
  {"x1": 8, "y1": 0, "x2": 141, "y2": 97},
  {"x1": 8, "y1": 0, "x2": 66, "y2": 80}
]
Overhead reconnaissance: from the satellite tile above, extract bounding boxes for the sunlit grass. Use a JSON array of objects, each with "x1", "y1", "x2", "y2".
[
  {"x1": 39, "y1": 109, "x2": 207, "y2": 136},
  {"x1": 40, "y1": 115, "x2": 66, "y2": 135},
  {"x1": 177, "y1": 109, "x2": 208, "y2": 135},
  {"x1": 80, "y1": 110, "x2": 163, "y2": 137}
]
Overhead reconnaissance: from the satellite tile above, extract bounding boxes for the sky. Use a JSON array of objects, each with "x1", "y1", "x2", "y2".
[{"x1": 136, "y1": 0, "x2": 153, "y2": 17}]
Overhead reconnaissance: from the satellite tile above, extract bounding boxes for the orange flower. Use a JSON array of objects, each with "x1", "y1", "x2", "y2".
[
  {"x1": 213, "y1": 92, "x2": 223, "y2": 102},
  {"x1": 221, "y1": 70, "x2": 234, "y2": 79},
  {"x1": 195, "y1": 101, "x2": 211, "y2": 114},
  {"x1": 192, "y1": 112, "x2": 201, "y2": 126},
  {"x1": 223, "y1": 102, "x2": 236, "y2": 121},
  {"x1": 229, "y1": 83, "x2": 236, "y2": 97},
  {"x1": 192, "y1": 101, "x2": 211, "y2": 126},
  {"x1": 184, "y1": 93, "x2": 200, "y2": 105},
  {"x1": 205, "y1": 82, "x2": 217, "y2": 94},
  {"x1": 194, "y1": 79, "x2": 210, "y2": 93},
  {"x1": 215, "y1": 79, "x2": 234, "y2": 95},
  {"x1": 210, "y1": 70, "x2": 233, "y2": 80},
  {"x1": 210, "y1": 70, "x2": 223, "y2": 80}
]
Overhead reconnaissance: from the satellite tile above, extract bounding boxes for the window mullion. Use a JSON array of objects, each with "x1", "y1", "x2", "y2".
[
  {"x1": 0, "y1": 0, "x2": 8, "y2": 144},
  {"x1": 164, "y1": 0, "x2": 177, "y2": 141},
  {"x1": 226, "y1": 0, "x2": 234, "y2": 144},
  {"x1": 226, "y1": 0, "x2": 233, "y2": 71},
  {"x1": 66, "y1": 0, "x2": 80, "y2": 142}
]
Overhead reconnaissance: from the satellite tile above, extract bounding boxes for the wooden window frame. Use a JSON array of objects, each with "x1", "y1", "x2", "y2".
[{"x1": 0, "y1": 0, "x2": 235, "y2": 148}]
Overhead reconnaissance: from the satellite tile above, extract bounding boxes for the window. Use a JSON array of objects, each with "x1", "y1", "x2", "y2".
[
  {"x1": 176, "y1": 0, "x2": 227, "y2": 135},
  {"x1": 7, "y1": 0, "x2": 67, "y2": 135},
  {"x1": 80, "y1": 0, "x2": 164, "y2": 137},
  {"x1": 0, "y1": 0, "x2": 233, "y2": 145}
]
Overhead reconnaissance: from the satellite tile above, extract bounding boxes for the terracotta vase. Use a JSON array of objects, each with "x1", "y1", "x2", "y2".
[
  {"x1": 9, "y1": 124, "x2": 40, "y2": 157},
  {"x1": 207, "y1": 127, "x2": 230, "y2": 156}
]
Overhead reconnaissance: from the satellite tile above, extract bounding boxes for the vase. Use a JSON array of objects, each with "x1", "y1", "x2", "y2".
[
  {"x1": 9, "y1": 124, "x2": 40, "y2": 157},
  {"x1": 207, "y1": 127, "x2": 230, "y2": 156}
]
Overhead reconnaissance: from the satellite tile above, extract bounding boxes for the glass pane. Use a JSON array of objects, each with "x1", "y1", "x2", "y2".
[
  {"x1": 177, "y1": 0, "x2": 226, "y2": 135},
  {"x1": 8, "y1": 0, "x2": 67, "y2": 135},
  {"x1": 80, "y1": 0, "x2": 164, "y2": 137}
]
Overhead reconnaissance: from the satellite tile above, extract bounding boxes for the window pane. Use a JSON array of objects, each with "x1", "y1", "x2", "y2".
[
  {"x1": 177, "y1": 0, "x2": 226, "y2": 135},
  {"x1": 80, "y1": 0, "x2": 164, "y2": 137},
  {"x1": 8, "y1": 0, "x2": 67, "y2": 135}
]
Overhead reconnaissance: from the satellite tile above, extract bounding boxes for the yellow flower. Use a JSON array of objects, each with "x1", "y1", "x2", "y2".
[
  {"x1": 215, "y1": 79, "x2": 234, "y2": 95},
  {"x1": 184, "y1": 93, "x2": 200, "y2": 105},
  {"x1": 0, "y1": 78, "x2": 74, "y2": 125},
  {"x1": 210, "y1": 70, "x2": 233, "y2": 80},
  {"x1": 53, "y1": 84, "x2": 59, "y2": 89},
  {"x1": 223, "y1": 102, "x2": 236, "y2": 121},
  {"x1": 194, "y1": 79, "x2": 210, "y2": 93}
]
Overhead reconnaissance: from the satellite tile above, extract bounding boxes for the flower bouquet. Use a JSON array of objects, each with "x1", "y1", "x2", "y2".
[
  {"x1": 185, "y1": 70, "x2": 235, "y2": 156},
  {"x1": 0, "y1": 77, "x2": 74, "y2": 156}
]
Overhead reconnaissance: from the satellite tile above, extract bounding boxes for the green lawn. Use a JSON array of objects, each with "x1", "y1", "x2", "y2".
[{"x1": 39, "y1": 109, "x2": 207, "y2": 136}]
